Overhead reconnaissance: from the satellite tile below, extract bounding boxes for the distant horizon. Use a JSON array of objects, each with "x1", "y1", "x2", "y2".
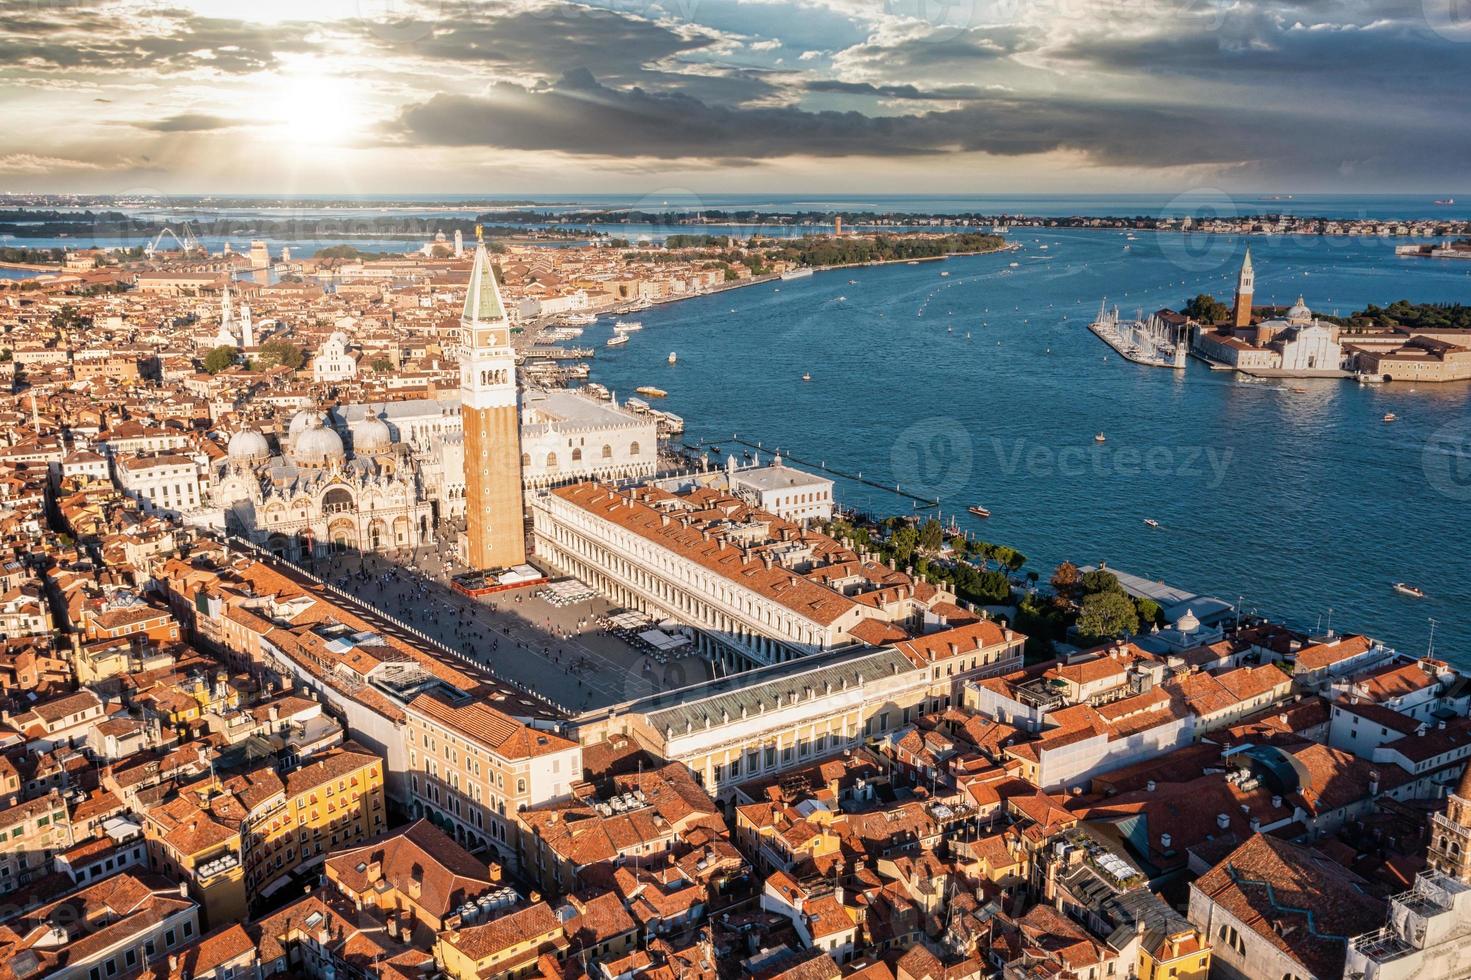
[{"x1": 3, "y1": 191, "x2": 1465, "y2": 201}]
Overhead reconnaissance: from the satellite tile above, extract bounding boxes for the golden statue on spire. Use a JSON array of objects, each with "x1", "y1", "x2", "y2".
[{"x1": 475, "y1": 223, "x2": 483, "y2": 243}]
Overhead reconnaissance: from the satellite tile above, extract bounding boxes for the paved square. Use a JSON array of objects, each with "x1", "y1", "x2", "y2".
[{"x1": 310, "y1": 535, "x2": 716, "y2": 714}]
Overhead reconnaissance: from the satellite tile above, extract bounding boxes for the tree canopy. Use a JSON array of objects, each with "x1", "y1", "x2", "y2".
[
  {"x1": 203, "y1": 346, "x2": 236, "y2": 373},
  {"x1": 1076, "y1": 590, "x2": 1140, "y2": 643},
  {"x1": 255, "y1": 339, "x2": 306, "y2": 371},
  {"x1": 1182, "y1": 293, "x2": 1230, "y2": 324}
]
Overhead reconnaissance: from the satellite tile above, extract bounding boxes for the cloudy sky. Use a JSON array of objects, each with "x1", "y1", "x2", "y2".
[{"x1": 0, "y1": 0, "x2": 1467, "y2": 194}]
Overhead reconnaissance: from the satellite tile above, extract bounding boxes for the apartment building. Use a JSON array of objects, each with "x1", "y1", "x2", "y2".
[
  {"x1": 250, "y1": 744, "x2": 387, "y2": 900},
  {"x1": 0, "y1": 789, "x2": 73, "y2": 888},
  {"x1": 404, "y1": 688, "x2": 582, "y2": 868},
  {"x1": 114, "y1": 452, "x2": 203, "y2": 517}
]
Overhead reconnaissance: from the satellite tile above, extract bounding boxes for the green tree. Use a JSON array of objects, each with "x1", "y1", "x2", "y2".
[
  {"x1": 918, "y1": 518, "x2": 944, "y2": 552},
  {"x1": 991, "y1": 545, "x2": 1025, "y2": 572},
  {"x1": 369, "y1": 355, "x2": 394, "y2": 372},
  {"x1": 1080, "y1": 569, "x2": 1120, "y2": 595},
  {"x1": 1136, "y1": 597, "x2": 1163, "y2": 627},
  {"x1": 203, "y1": 346, "x2": 236, "y2": 373},
  {"x1": 1183, "y1": 293, "x2": 1230, "y2": 323},
  {"x1": 890, "y1": 525, "x2": 919, "y2": 565},
  {"x1": 257, "y1": 339, "x2": 306, "y2": 371},
  {"x1": 1076, "y1": 590, "x2": 1140, "y2": 643},
  {"x1": 314, "y1": 244, "x2": 365, "y2": 260}
]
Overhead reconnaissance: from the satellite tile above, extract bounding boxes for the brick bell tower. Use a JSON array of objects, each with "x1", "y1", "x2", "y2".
[
  {"x1": 1232, "y1": 247, "x2": 1255, "y2": 329},
  {"x1": 1428, "y1": 762, "x2": 1471, "y2": 884},
  {"x1": 459, "y1": 232, "x2": 527, "y2": 571}
]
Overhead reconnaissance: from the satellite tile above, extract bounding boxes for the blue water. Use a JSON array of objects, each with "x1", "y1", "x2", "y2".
[
  {"x1": 33, "y1": 192, "x2": 1467, "y2": 220},
  {"x1": 6, "y1": 193, "x2": 1468, "y2": 253},
  {"x1": 585, "y1": 229, "x2": 1471, "y2": 663}
]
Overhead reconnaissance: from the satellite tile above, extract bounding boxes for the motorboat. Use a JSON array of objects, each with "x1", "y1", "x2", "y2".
[
  {"x1": 667, "y1": 352, "x2": 677, "y2": 364},
  {"x1": 968, "y1": 505, "x2": 991, "y2": 519},
  {"x1": 614, "y1": 320, "x2": 643, "y2": 332},
  {"x1": 635, "y1": 386, "x2": 667, "y2": 398},
  {"x1": 1143, "y1": 519, "x2": 1160, "y2": 528},
  {"x1": 1392, "y1": 582, "x2": 1425, "y2": 598},
  {"x1": 802, "y1": 372, "x2": 812, "y2": 382},
  {"x1": 1383, "y1": 412, "x2": 1398, "y2": 422},
  {"x1": 606, "y1": 334, "x2": 629, "y2": 347},
  {"x1": 1094, "y1": 433, "x2": 1106, "y2": 443}
]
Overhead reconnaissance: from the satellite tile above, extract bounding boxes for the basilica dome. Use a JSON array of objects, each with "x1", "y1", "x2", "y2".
[
  {"x1": 351, "y1": 414, "x2": 392, "y2": 454},
  {"x1": 287, "y1": 410, "x2": 318, "y2": 444},
  {"x1": 1286, "y1": 296, "x2": 1312, "y2": 322},
  {"x1": 227, "y1": 428, "x2": 270, "y2": 461},
  {"x1": 291, "y1": 418, "x2": 345, "y2": 465}
]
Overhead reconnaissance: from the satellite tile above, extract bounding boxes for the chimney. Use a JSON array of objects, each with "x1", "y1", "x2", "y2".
[
  {"x1": 168, "y1": 955, "x2": 179, "y2": 972},
  {"x1": 1160, "y1": 833, "x2": 1172, "y2": 850},
  {"x1": 1146, "y1": 779, "x2": 1156, "y2": 792},
  {"x1": 1217, "y1": 813, "x2": 1230, "y2": 831},
  {"x1": 1368, "y1": 770, "x2": 1380, "y2": 795}
]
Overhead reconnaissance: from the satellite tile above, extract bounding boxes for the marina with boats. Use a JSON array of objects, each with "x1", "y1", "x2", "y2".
[{"x1": 1087, "y1": 302, "x2": 1188, "y2": 369}]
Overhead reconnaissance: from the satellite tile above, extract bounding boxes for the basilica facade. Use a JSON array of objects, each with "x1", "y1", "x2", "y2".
[{"x1": 214, "y1": 410, "x2": 435, "y2": 560}]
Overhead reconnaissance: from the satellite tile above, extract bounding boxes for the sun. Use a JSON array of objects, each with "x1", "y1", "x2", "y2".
[{"x1": 270, "y1": 69, "x2": 365, "y2": 148}]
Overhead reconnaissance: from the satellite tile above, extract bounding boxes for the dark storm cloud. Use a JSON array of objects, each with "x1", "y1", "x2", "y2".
[
  {"x1": 396, "y1": 67, "x2": 1209, "y2": 162},
  {"x1": 804, "y1": 80, "x2": 985, "y2": 100},
  {"x1": 395, "y1": 66, "x2": 1471, "y2": 182},
  {"x1": 1051, "y1": 15, "x2": 1471, "y2": 99},
  {"x1": 128, "y1": 113, "x2": 240, "y2": 133},
  {"x1": 0, "y1": 6, "x2": 318, "y2": 74},
  {"x1": 354, "y1": 2, "x2": 783, "y2": 106},
  {"x1": 381, "y1": 4, "x2": 708, "y2": 82}
]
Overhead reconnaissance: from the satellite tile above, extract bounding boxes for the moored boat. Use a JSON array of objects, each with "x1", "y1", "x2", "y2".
[{"x1": 606, "y1": 333, "x2": 629, "y2": 347}]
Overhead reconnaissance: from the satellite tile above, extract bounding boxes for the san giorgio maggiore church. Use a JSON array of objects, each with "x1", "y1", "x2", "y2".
[{"x1": 211, "y1": 246, "x2": 658, "y2": 561}]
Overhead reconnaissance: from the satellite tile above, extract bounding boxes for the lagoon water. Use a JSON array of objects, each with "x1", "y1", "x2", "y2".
[{"x1": 586, "y1": 229, "x2": 1471, "y2": 663}]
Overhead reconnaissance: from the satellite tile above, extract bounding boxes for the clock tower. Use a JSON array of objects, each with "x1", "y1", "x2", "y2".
[{"x1": 460, "y1": 239, "x2": 526, "y2": 570}]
